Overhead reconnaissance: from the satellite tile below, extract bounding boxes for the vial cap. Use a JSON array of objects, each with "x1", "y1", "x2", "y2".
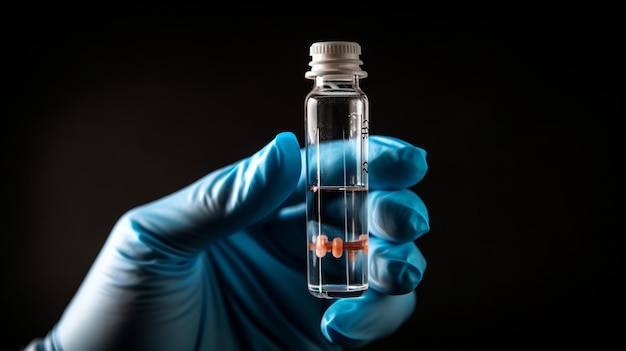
[{"x1": 305, "y1": 41, "x2": 368, "y2": 79}]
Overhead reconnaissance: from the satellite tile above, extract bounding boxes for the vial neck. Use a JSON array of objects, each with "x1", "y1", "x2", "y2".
[{"x1": 314, "y1": 75, "x2": 360, "y2": 89}]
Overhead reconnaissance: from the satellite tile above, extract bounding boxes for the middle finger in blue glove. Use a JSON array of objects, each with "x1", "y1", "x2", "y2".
[{"x1": 369, "y1": 189, "x2": 430, "y2": 243}]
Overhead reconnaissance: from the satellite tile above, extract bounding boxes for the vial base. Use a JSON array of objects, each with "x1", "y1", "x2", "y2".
[{"x1": 308, "y1": 284, "x2": 368, "y2": 299}]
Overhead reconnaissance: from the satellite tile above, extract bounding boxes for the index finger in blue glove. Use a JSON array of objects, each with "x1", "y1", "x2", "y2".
[
  {"x1": 115, "y1": 132, "x2": 302, "y2": 257},
  {"x1": 369, "y1": 135, "x2": 428, "y2": 190},
  {"x1": 309, "y1": 135, "x2": 428, "y2": 189},
  {"x1": 303, "y1": 135, "x2": 426, "y2": 189},
  {"x1": 282, "y1": 135, "x2": 428, "y2": 208}
]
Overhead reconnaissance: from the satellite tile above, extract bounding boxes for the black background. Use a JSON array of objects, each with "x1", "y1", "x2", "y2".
[{"x1": 2, "y1": 4, "x2": 624, "y2": 350}]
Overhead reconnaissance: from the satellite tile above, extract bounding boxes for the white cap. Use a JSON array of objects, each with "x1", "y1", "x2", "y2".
[{"x1": 305, "y1": 41, "x2": 368, "y2": 79}]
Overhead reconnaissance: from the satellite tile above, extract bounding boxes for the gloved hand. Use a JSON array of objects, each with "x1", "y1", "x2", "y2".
[{"x1": 25, "y1": 131, "x2": 429, "y2": 351}]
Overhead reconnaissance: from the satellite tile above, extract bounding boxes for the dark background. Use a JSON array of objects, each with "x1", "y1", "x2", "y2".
[{"x1": 2, "y1": 4, "x2": 624, "y2": 350}]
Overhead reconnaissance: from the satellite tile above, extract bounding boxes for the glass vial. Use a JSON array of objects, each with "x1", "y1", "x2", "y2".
[{"x1": 304, "y1": 41, "x2": 370, "y2": 299}]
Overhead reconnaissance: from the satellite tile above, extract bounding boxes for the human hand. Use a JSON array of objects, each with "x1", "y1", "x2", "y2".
[{"x1": 25, "y1": 131, "x2": 429, "y2": 350}]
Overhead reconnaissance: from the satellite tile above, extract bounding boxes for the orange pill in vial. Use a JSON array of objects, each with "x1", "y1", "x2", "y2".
[
  {"x1": 360, "y1": 234, "x2": 369, "y2": 254},
  {"x1": 315, "y1": 235, "x2": 328, "y2": 258},
  {"x1": 332, "y1": 237, "x2": 343, "y2": 258}
]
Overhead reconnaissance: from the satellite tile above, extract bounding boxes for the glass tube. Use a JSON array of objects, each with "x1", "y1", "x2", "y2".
[{"x1": 304, "y1": 41, "x2": 369, "y2": 298}]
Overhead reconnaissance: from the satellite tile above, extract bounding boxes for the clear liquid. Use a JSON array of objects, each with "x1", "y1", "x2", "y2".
[{"x1": 306, "y1": 186, "x2": 368, "y2": 299}]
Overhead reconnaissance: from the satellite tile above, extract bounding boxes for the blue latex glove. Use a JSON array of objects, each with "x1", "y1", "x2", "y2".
[{"x1": 25, "y1": 131, "x2": 429, "y2": 351}]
